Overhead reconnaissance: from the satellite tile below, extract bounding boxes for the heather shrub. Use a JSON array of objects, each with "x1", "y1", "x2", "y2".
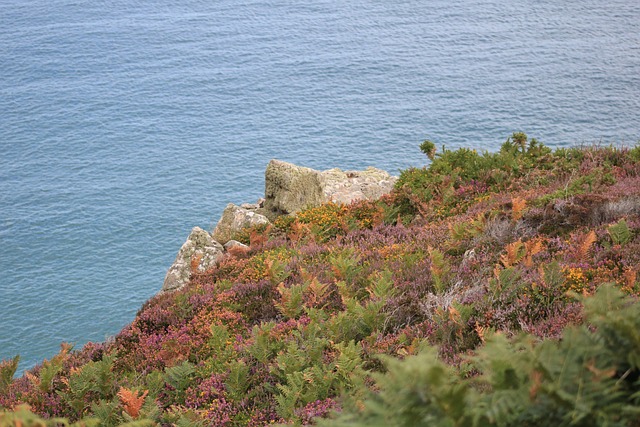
[
  {"x1": 230, "y1": 280, "x2": 280, "y2": 324},
  {"x1": 4, "y1": 138, "x2": 640, "y2": 426}
]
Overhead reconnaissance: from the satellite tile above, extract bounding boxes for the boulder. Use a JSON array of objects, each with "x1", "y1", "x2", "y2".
[
  {"x1": 211, "y1": 203, "x2": 270, "y2": 244},
  {"x1": 263, "y1": 159, "x2": 397, "y2": 220},
  {"x1": 161, "y1": 227, "x2": 224, "y2": 292},
  {"x1": 224, "y1": 239, "x2": 249, "y2": 251},
  {"x1": 263, "y1": 160, "x2": 325, "y2": 219}
]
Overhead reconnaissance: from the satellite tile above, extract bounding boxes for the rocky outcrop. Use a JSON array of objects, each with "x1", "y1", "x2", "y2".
[
  {"x1": 162, "y1": 160, "x2": 396, "y2": 293},
  {"x1": 211, "y1": 203, "x2": 270, "y2": 244},
  {"x1": 320, "y1": 166, "x2": 398, "y2": 203},
  {"x1": 263, "y1": 159, "x2": 397, "y2": 220},
  {"x1": 161, "y1": 227, "x2": 224, "y2": 292}
]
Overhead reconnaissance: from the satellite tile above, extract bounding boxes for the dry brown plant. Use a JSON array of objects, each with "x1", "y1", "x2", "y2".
[
  {"x1": 500, "y1": 239, "x2": 524, "y2": 268},
  {"x1": 511, "y1": 197, "x2": 527, "y2": 221},
  {"x1": 117, "y1": 387, "x2": 148, "y2": 419},
  {"x1": 190, "y1": 253, "x2": 203, "y2": 273},
  {"x1": 577, "y1": 230, "x2": 597, "y2": 261}
]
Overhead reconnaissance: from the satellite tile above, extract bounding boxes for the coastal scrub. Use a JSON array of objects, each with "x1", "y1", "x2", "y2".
[{"x1": 1, "y1": 134, "x2": 639, "y2": 426}]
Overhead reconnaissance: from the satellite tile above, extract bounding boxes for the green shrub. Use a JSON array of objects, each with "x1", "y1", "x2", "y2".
[
  {"x1": 420, "y1": 140, "x2": 437, "y2": 160},
  {"x1": 320, "y1": 285, "x2": 640, "y2": 427},
  {"x1": 394, "y1": 133, "x2": 553, "y2": 220},
  {"x1": 0, "y1": 356, "x2": 19, "y2": 393}
]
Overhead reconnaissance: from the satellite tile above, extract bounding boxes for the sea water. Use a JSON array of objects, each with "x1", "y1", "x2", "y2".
[{"x1": 1, "y1": 0, "x2": 639, "y2": 371}]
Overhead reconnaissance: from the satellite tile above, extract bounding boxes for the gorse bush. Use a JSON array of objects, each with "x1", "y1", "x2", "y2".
[
  {"x1": 394, "y1": 133, "x2": 568, "y2": 221},
  {"x1": 2, "y1": 135, "x2": 640, "y2": 426}
]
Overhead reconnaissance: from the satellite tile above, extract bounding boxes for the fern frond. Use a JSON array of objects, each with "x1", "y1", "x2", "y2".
[
  {"x1": 275, "y1": 282, "x2": 306, "y2": 319},
  {"x1": 429, "y1": 246, "x2": 450, "y2": 293},
  {"x1": 511, "y1": 197, "x2": 527, "y2": 221},
  {"x1": 523, "y1": 238, "x2": 544, "y2": 268},
  {"x1": 366, "y1": 270, "x2": 395, "y2": 300},
  {"x1": 306, "y1": 277, "x2": 330, "y2": 308},
  {"x1": 117, "y1": 387, "x2": 148, "y2": 420},
  {"x1": 0, "y1": 355, "x2": 19, "y2": 393},
  {"x1": 577, "y1": 230, "x2": 597, "y2": 261},
  {"x1": 608, "y1": 219, "x2": 631, "y2": 245},
  {"x1": 225, "y1": 360, "x2": 250, "y2": 401},
  {"x1": 500, "y1": 240, "x2": 524, "y2": 268},
  {"x1": 164, "y1": 361, "x2": 195, "y2": 392}
]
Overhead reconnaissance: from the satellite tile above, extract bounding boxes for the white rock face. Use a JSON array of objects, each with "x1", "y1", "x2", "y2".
[
  {"x1": 320, "y1": 166, "x2": 398, "y2": 204},
  {"x1": 161, "y1": 227, "x2": 224, "y2": 292},
  {"x1": 211, "y1": 203, "x2": 270, "y2": 244},
  {"x1": 263, "y1": 159, "x2": 397, "y2": 220}
]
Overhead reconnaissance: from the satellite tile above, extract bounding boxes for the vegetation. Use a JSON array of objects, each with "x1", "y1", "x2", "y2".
[
  {"x1": 321, "y1": 284, "x2": 640, "y2": 427},
  {"x1": 1, "y1": 134, "x2": 640, "y2": 426}
]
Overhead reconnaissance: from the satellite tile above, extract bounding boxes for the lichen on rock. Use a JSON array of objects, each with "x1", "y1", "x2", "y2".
[
  {"x1": 211, "y1": 203, "x2": 270, "y2": 244},
  {"x1": 263, "y1": 160, "x2": 326, "y2": 220},
  {"x1": 263, "y1": 159, "x2": 397, "y2": 220},
  {"x1": 161, "y1": 226, "x2": 224, "y2": 292}
]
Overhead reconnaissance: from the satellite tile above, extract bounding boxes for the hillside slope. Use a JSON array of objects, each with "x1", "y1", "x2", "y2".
[{"x1": 2, "y1": 134, "x2": 640, "y2": 426}]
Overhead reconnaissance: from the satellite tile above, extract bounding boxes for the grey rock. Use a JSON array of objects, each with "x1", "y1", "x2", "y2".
[
  {"x1": 263, "y1": 159, "x2": 397, "y2": 220},
  {"x1": 224, "y1": 239, "x2": 249, "y2": 251},
  {"x1": 211, "y1": 203, "x2": 270, "y2": 244},
  {"x1": 240, "y1": 202, "x2": 260, "y2": 210},
  {"x1": 463, "y1": 249, "x2": 476, "y2": 261},
  {"x1": 263, "y1": 160, "x2": 325, "y2": 219},
  {"x1": 320, "y1": 166, "x2": 398, "y2": 204},
  {"x1": 162, "y1": 227, "x2": 224, "y2": 292}
]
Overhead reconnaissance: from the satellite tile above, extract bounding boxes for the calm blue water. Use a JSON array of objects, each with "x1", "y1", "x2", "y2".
[{"x1": 1, "y1": 0, "x2": 639, "y2": 372}]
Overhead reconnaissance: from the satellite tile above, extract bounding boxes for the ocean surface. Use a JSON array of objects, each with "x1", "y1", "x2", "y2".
[{"x1": 1, "y1": 0, "x2": 639, "y2": 372}]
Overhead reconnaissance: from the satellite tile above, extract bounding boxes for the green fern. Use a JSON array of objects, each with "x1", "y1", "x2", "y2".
[
  {"x1": 320, "y1": 347, "x2": 473, "y2": 427},
  {"x1": 90, "y1": 398, "x2": 121, "y2": 427},
  {"x1": 275, "y1": 281, "x2": 307, "y2": 319},
  {"x1": 367, "y1": 270, "x2": 395, "y2": 300},
  {"x1": 58, "y1": 355, "x2": 116, "y2": 417},
  {"x1": 326, "y1": 298, "x2": 371, "y2": 343},
  {"x1": 333, "y1": 341, "x2": 364, "y2": 386},
  {"x1": 0, "y1": 404, "x2": 100, "y2": 427},
  {"x1": 608, "y1": 218, "x2": 632, "y2": 245},
  {"x1": 247, "y1": 321, "x2": 284, "y2": 364},
  {"x1": 267, "y1": 257, "x2": 292, "y2": 286},
  {"x1": 329, "y1": 248, "x2": 366, "y2": 298},
  {"x1": 488, "y1": 267, "x2": 522, "y2": 300},
  {"x1": 225, "y1": 360, "x2": 250, "y2": 401},
  {"x1": 39, "y1": 361, "x2": 63, "y2": 393},
  {"x1": 321, "y1": 285, "x2": 640, "y2": 427},
  {"x1": 164, "y1": 361, "x2": 195, "y2": 392},
  {"x1": 275, "y1": 371, "x2": 307, "y2": 419},
  {"x1": 428, "y1": 247, "x2": 451, "y2": 294},
  {"x1": 116, "y1": 419, "x2": 157, "y2": 427}
]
